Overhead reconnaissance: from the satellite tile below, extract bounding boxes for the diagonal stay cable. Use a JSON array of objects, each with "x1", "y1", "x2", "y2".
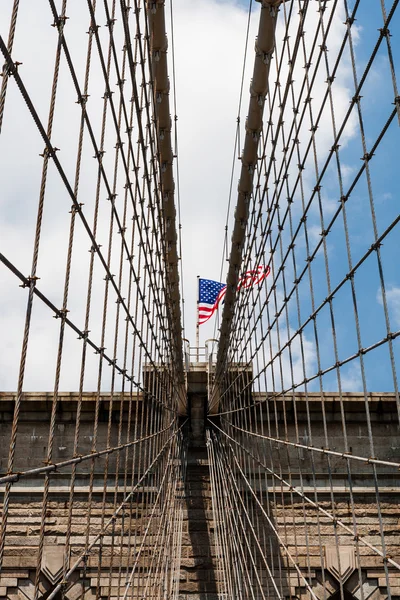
[
  {"x1": 220, "y1": 417, "x2": 400, "y2": 470},
  {"x1": 46, "y1": 419, "x2": 187, "y2": 600},
  {"x1": 0, "y1": 252, "x2": 176, "y2": 413},
  {"x1": 0, "y1": 419, "x2": 175, "y2": 485},
  {"x1": 213, "y1": 0, "x2": 400, "y2": 405},
  {"x1": 0, "y1": 34, "x2": 172, "y2": 380},
  {"x1": 210, "y1": 419, "x2": 400, "y2": 572}
]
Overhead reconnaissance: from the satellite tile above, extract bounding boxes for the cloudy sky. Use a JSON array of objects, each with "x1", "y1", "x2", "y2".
[{"x1": 0, "y1": 0, "x2": 399, "y2": 393}]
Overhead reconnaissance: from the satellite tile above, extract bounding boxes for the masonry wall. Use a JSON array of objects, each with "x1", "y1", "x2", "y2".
[
  {"x1": 0, "y1": 392, "x2": 399, "y2": 600},
  {"x1": 221, "y1": 393, "x2": 400, "y2": 599}
]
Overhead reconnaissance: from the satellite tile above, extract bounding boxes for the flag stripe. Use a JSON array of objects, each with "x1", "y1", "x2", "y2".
[{"x1": 198, "y1": 266, "x2": 270, "y2": 326}]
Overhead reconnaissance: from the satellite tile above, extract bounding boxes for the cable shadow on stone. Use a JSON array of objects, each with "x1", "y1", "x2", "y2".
[{"x1": 179, "y1": 438, "x2": 221, "y2": 600}]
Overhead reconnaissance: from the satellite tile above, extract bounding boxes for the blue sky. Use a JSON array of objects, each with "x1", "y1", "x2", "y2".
[{"x1": 311, "y1": 2, "x2": 400, "y2": 391}]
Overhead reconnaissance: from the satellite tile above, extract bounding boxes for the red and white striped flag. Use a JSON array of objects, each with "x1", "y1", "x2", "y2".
[{"x1": 198, "y1": 266, "x2": 270, "y2": 325}]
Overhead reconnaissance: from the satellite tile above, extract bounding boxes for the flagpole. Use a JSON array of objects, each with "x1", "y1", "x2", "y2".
[{"x1": 196, "y1": 275, "x2": 200, "y2": 362}]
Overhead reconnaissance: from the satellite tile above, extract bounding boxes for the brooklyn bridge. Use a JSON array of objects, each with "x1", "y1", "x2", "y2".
[{"x1": 0, "y1": 0, "x2": 399, "y2": 598}]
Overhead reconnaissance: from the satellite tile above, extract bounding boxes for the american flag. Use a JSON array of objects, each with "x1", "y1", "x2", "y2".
[
  {"x1": 198, "y1": 279, "x2": 227, "y2": 325},
  {"x1": 198, "y1": 266, "x2": 270, "y2": 326}
]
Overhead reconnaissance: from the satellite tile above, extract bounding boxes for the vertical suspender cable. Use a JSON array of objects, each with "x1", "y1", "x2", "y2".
[{"x1": 214, "y1": 0, "x2": 282, "y2": 409}]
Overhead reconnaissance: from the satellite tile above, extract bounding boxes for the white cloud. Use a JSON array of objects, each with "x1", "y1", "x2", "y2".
[
  {"x1": 377, "y1": 286, "x2": 400, "y2": 329},
  {"x1": 248, "y1": 324, "x2": 317, "y2": 393},
  {"x1": 341, "y1": 164, "x2": 356, "y2": 184},
  {"x1": 382, "y1": 192, "x2": 393, "y2": 201},
  {"x1": 0, "y1": 0, "x2": 360, "y2": 391},
  {"x1": 339, "y1": 362, "x2": 362, "y2": 392},
  {"x1": 307, "y1": 225, "x2": 322, "y2": 245}
]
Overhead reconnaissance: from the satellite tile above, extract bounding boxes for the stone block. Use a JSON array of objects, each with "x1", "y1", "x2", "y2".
[
  {"x1": 2, "y1": 557, "x2": 37, "y2": 568},
  {"x1": 180, "y1": 557, "x2": 214, "y2": 569},
  {"x1": 0, "y1": 572, "x2": 28, "y2": 580},
  {"x1": 41, "y1": 546, "x2": 64, "y2": 584},
  {"x1": 179, "y1": 580, "x2": 219, "y2": 594},
  {"x1": 0, "y1": 578, "x2": 18, "y2": 587},
  {"x1": 15, "y1": 579, "x2": 35, "y2": 600}
]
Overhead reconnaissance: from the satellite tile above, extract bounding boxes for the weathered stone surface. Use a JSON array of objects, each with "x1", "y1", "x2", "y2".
[
  {"x1": 325, "y1": 545, "x2": 356, "y2": 582},
  {"x1": 41, "y1": 545, "x2": 64, "y2": 584},
  {"x1": 1, "y1": 392, "x2": 399, "y2": 598}
]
